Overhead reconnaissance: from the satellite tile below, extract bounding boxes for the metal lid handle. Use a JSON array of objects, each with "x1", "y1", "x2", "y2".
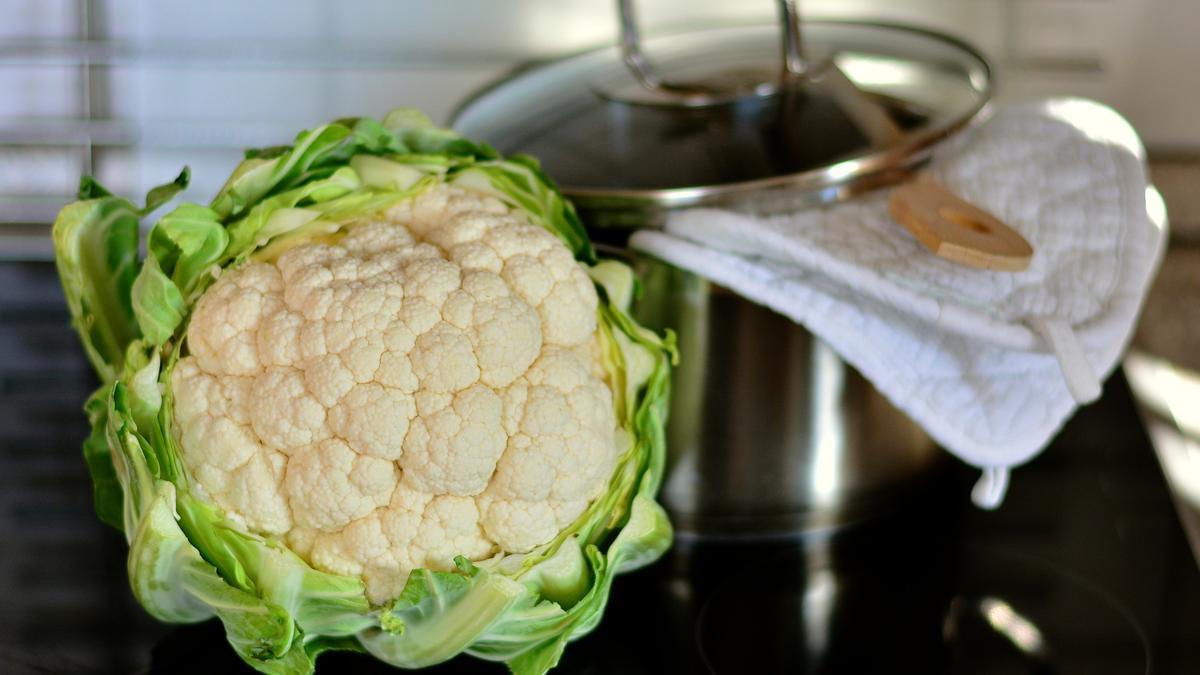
[
  {"x1": 616, "y1": 0, "x2": 807, "y2": 105},
  {"x1": 779, "y1": 0, "x2": 808, "y2": 79}
]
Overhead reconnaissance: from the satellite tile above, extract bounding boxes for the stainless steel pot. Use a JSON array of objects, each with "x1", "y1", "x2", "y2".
[
  {"x1": 453, "y1": 3, "x2": 990, "y2": 539},
  {"x1": 631, "y1": 258, "x2": 942, "y2": 538}
]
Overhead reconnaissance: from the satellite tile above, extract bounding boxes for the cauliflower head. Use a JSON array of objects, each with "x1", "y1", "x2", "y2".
[
  {"x1": 173, "y1": 184, "x2": 617, "y2": 603},
  {"x1": 52, "y1": 110, "x2": 674, "y2": 675}
]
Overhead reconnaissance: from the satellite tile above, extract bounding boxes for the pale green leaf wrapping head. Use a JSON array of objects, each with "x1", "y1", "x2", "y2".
[{"x1": 53, "y1": 110, "x2": 676, "y2": 674}]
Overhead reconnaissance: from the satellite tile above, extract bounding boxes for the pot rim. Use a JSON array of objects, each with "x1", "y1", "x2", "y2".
[{"x1": 450, "y1": 19, "x2": 995, "y2": 216}]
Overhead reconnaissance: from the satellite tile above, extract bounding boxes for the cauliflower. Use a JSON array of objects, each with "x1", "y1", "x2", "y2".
[
  {"x1": 53, "y1": 110, "x2": 674, "y2": 675},
  {"x1": 171, "y1": 184, "x2": 616, "y2": 603}
]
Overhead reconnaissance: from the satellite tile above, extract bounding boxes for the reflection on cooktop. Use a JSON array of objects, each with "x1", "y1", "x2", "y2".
[
  {"x1": 942, "y1": 549, "x2": 1149, "y2": 675},
  {"x1": 1, "y1": 261, "x2": 1198, "y2": 675}
]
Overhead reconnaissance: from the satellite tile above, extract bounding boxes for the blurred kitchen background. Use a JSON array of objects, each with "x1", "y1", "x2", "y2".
[
  {"x1": 2, "y1": 0, "x2": 1200, "y2": 253},
  {"x1": 1, "y1": 0, "x2": 1199, "y2": 344},
  {"x1": 2, "y1": 1, "x2": 1200, "y2": 671}
]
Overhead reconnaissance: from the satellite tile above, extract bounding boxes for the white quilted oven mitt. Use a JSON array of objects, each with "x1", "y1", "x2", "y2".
[{"x1": 631, "y1": 98, "x2": 1168, "y2": 507}]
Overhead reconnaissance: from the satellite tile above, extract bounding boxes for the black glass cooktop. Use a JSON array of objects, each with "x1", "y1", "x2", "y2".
[{"x1": 2, "y1": 260, "x2": 1198, "y2": 675}]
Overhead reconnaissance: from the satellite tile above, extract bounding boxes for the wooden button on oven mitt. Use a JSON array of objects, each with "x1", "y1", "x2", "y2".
[{"x1": 889, "y1": 174, "x2": 1034, "y2": 272}]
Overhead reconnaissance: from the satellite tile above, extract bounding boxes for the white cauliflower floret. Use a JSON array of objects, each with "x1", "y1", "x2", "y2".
[
  {"x1": 188, "y1": 261, "x2": 283, "y2": 375},
  {"x1": 478, "y1": 347, "x2": 616, "y2": 552},
  {"x1": 248, "y1": 367, "x2": 328, "y2": 451},
  {"x1": 400, "y1": 384, "x2": 505, "y2": 496},
  {"x1": 172, "y1": 184, "x2": 616, "y2": 604},
  {"x1": 284, "y1": 438, "x2": 397, "y2": 532}
]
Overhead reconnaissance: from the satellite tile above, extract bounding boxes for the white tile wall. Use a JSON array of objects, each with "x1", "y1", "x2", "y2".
[
  {"x1": 1008, "y1": 0, "x2": 1115, "y2": 67},
  {"x1": 0, "y1": 66, "x2": 81, "y2": 118},
  {"x1": 97, "y1": 65, "x2": 506, "y2": 131},
  {"x1": 0, "y1": 0, "x2": 74, "y2": 39},
  {"x1": 0, "y1": 147, "x2": 81, "y2": 195},
  {"x1": 1103, "y1": 0, "x2": 1200, "y2": 152}
]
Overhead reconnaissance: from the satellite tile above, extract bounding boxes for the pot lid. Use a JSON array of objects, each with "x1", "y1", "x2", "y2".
[{"x1": 452, "y1": 10, "x2": 992, "y2": 224}]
